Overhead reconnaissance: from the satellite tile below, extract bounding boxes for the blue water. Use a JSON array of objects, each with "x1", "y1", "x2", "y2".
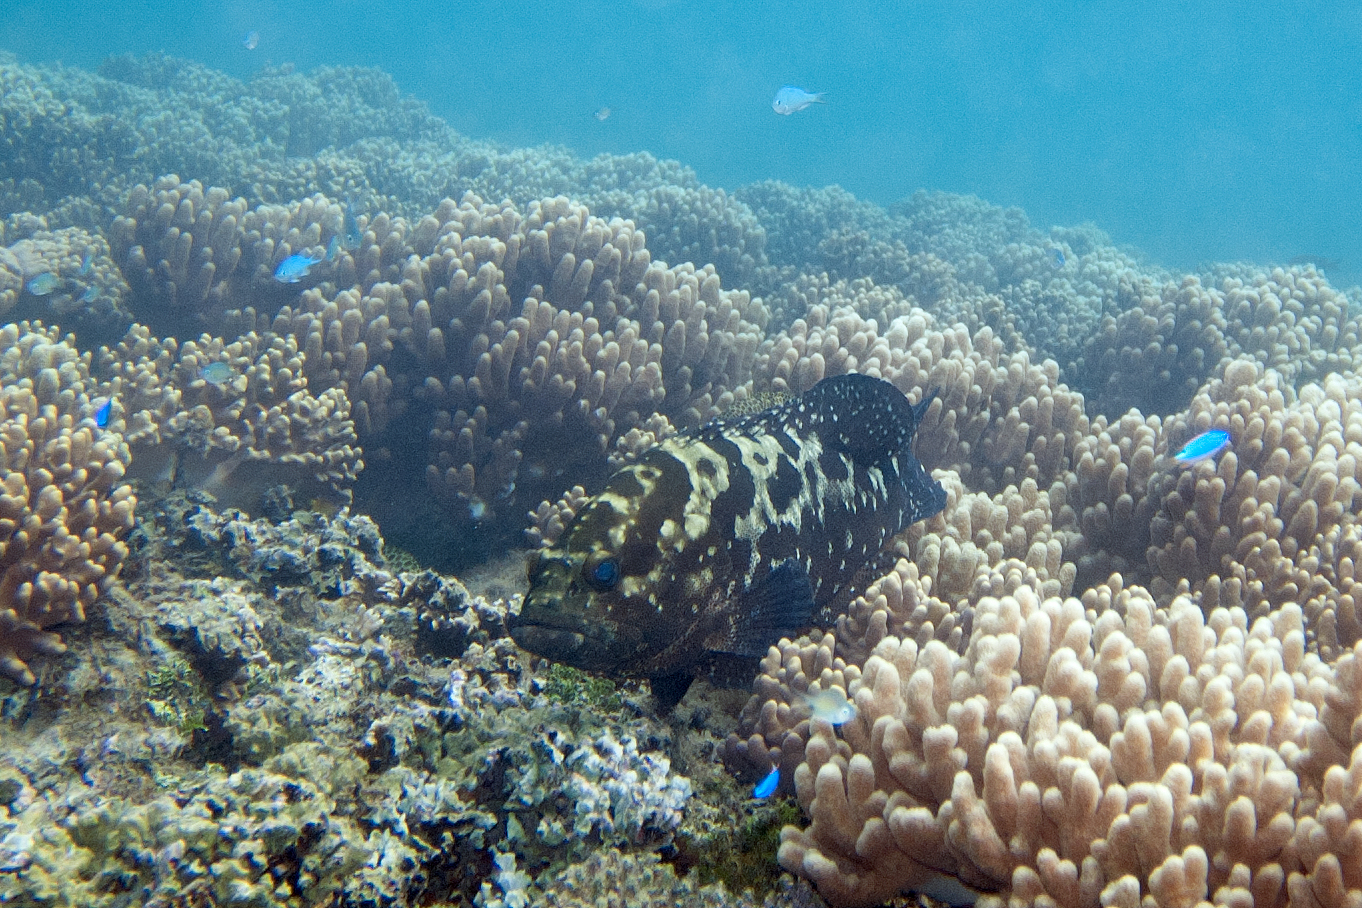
[{"x1": 3, "y1": 0, "x2": 1359, "y2": 273}]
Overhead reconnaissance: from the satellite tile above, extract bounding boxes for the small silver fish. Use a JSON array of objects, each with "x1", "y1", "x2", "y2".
[
  {"x1": 804, "y1": 687, "x2": 857, "y2": 725},
  {"x1": 273, "y1": 252, "x2": 323, "y2": 283},
  {"x1": 26, "y1": 273, "x2": 58, "y2": 296},
  {"x1": 343, "y1": 200, "x2": 362, "y2": 249},
  {"x1": 1048, "y1": 247, "x2": 1066, "y2": 269},
  {"x1": 201, "y1": 362, "x2": 234, "y2": 385},
  {"x1": 773, "y1": 85, "x2": 825, "y2": 115},
  {"x1": 595, "y1": 106, "x2": 612, "y2": 121},
  {"x1": 243, "y1": 31, "x2": 259, "y2": 50}
]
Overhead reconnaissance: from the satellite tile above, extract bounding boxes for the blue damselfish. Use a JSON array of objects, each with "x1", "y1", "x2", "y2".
[
  {"x1": 753, "y1": 767, "x2": 779, "y2": 799},
  {"x1": 1173, "y1": 428, "x2": 1231, "y2": 464}
]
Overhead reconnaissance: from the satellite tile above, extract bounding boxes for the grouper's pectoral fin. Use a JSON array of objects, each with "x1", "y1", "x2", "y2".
[
  {"x1": 649, "y1": 672, "x2": 695, "y2": 713},
  {"x1": 709, "y1": 558, "x2": 817, "y2": 658}
]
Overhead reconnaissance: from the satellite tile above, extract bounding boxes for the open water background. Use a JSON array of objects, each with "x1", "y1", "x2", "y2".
[{"x1": 2, "y1": 0, "x2": 1359, "y2": 273}]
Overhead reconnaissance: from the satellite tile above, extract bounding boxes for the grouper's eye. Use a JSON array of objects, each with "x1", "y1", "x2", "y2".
[{"x1": 583, "y1": 552, "x2": 620, "y2": 591}]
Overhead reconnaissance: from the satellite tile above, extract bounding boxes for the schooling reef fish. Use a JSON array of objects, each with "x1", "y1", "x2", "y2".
[{"x1": 510, "y1": 373, "x2": 947, "y2": 708}]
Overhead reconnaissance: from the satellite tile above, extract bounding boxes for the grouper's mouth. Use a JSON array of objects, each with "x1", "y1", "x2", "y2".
[{"x1": 506, "y1": 603, "x2": 642, "y2": 673}]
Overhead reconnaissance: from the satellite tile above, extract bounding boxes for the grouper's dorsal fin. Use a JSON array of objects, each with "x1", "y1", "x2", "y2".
[{"x1": 791, "y1": 373, "x2": 932, "y2": 463}]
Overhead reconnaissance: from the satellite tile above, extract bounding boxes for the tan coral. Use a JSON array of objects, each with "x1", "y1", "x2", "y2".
[
  {"x1": 0, "y1": 322, "x2": 136, "y2": 685},
  {"x1": 1147, "y1": 359, "x2": 1362, "y2": 658},
  {"x1": 95, "y1": 325, "x2": 362, "y2": 512},
  {"x1": 237, "y1": 193, "x2": 347, "y2": 288},
  {"x1": 774, "y1": 570, "x2": 1362, "y2": 908},
  {"x1": 277, "y1": 193, "x2": 767, "y2": 526},
  {"x1": 1063, "y1": 407, "x2": 1164, "y2": 585},
  {"x1": 110, "y1": 176, "x2": 249, "y2": 324},
  {"x1": 606, "y1": 412, "x2": 677, "y2": 470},
  {"x1": 1079, "y1": 266, "x2": 1362, "y2": 420},
  {"x1": 0, "y1": 244, "x2": 22, "y2": 317},
  {"x1": 725, "y1": 471, "x2": 1077, "y2": 788},
  {"x1": 1077, "y1": 274, "x2": 1227, "y2": 419},
  {"x1": 1219, "y1": 266, "x2": 1362, "y2": 386},
  {"x1": 754, "y1": 283, "x2": 1088, "y2": 497},
  {"x1": 3, "y1": 226, "x2": 128, "y2": 323},
  {"x1": 110, "y1": 178, "x2": 382, "y2": 340},
  {"x1": 524, "y1": 484, "x2": 591, "y2": 549}
]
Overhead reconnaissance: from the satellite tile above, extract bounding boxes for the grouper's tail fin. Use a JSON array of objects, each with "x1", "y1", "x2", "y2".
[
  {"x1": 904, "y1": 386, "x2": 947, "y2": 524},
  {"x1": 911, "y1": 387, "x2": 939, "y2": 425}
]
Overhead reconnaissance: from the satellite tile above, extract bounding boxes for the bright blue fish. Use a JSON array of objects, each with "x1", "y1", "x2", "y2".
[
  {"x1": 1173, "y1": 428, "x2": 1231, "y2": 464},
  {"x1": 772, "y1": 86, "x2": 825, "y2": 115},
  {"x1": 753, "y1": 767, "x2": 779, "y2": 799},
  {"x1": 26, "y1": 273, "x2": 59, "y2": 296},
  {"x1": 273, "y1": 252, "x2": 323, "y2": 283},
  {"x1": 94, "y1": 399, "x2": 112, "y2": 428},
  {"x1": 243, "y1": 31, "x2": 259, "y2": 50}
]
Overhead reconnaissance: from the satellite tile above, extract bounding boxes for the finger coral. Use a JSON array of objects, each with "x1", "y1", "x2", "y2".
[
  {"x1": 269, "y1": 192, "x2": 767, "y2": 553},
  {"x1": 774, "y1": 571, "x2": 1362, "y2": 908},
  {"x1": 0, "y1": 322, "x2": 136, "y2": 685},
  {"x1": 94, "y1": 324, "x2": 362, "y2": 512},
  {"x1": 753, "y1": 280, "x2": 1088, "y2": 497}
]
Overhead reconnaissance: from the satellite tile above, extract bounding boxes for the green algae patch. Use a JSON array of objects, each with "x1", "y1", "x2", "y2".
[
  {"x1": 542, "y1": 663, "x2": 624, "y2": 714},
  {"x1": 145, "y1": 653, "x2": 211, "y2": 737},
  {"x1": 684, "y1": 795, "x2": 800, "y2": 898}
]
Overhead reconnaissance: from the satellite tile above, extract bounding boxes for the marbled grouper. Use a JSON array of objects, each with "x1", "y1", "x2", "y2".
[{"x1": 509, "y1": 373, "x2": 947, "y2": 707}]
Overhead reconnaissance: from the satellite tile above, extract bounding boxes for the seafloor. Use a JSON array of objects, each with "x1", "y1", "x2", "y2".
[{"x1": 2, "y1": 52, "x2": 1361, "y2": 908}]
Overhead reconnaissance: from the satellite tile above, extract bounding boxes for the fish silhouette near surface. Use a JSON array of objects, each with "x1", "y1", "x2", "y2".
[
  {"x1": 772, "y1": 85, "x2": 825, "y2": 115},
  {"x1": 510, "y1": 374, "x2": 947, "y2": 708}
]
